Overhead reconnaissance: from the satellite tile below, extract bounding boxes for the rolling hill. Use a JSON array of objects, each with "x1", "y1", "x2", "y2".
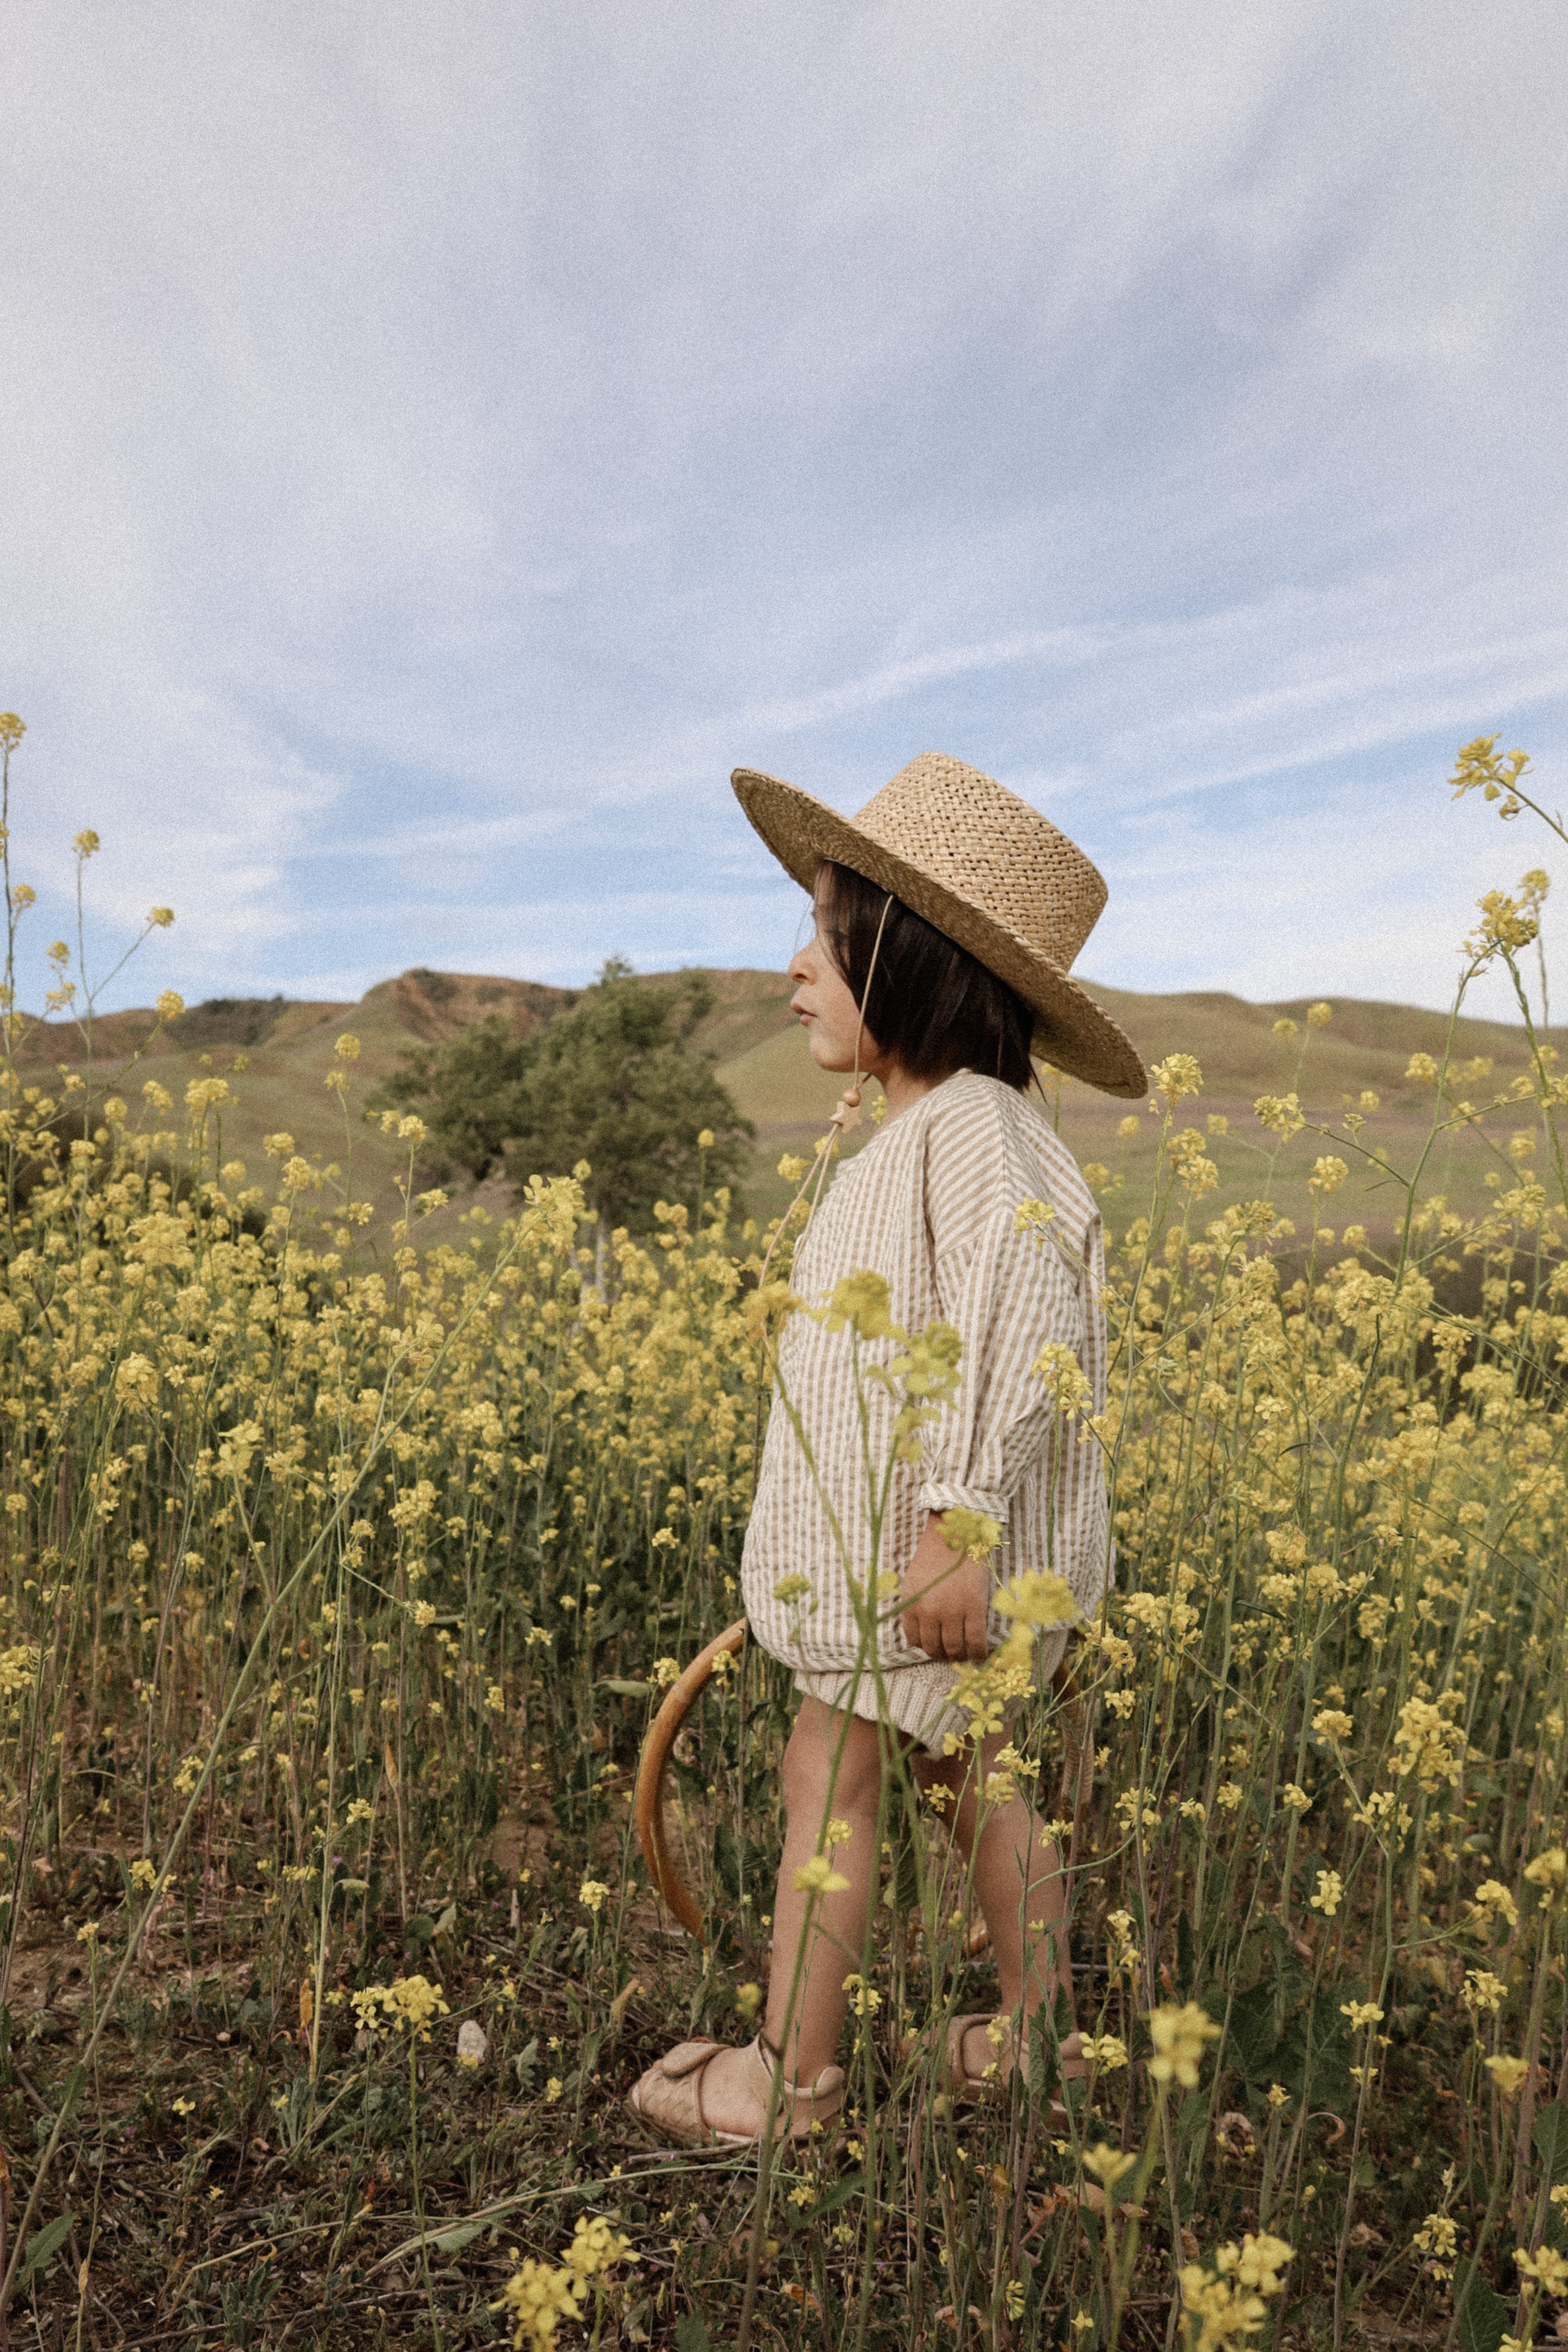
[{"x1": 17, "y1": 966, "x2": 1554, "y2": 1248}]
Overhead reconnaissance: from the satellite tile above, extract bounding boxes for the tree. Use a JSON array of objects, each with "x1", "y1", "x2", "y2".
[
  {"x1": 373, "y1": 1013, "x2": 534, "y2": 1182},
  {"x1": 372, "y1": 961, "x2": 754, "y2": 1233}
]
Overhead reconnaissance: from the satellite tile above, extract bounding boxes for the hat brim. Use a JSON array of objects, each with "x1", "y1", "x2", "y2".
[{"x1": 733, "y1": 765, "x2": 1147, "y2": 1101}]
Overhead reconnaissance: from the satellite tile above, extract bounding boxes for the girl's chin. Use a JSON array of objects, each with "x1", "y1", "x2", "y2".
[{"x1": 807, "y1": 1039, "x2": 856, "y2": 1073}]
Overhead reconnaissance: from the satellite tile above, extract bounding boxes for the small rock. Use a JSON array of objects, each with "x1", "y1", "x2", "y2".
[{"x1": 457, "y1": 2020, "x2": 488, "y2": 2069}]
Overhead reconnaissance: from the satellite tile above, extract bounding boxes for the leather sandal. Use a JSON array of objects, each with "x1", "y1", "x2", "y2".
[
  {"x1": 944, "y1": 2013, "x2": 1086, "y2": 2115},
  {"x1": 625, "y1": 2033, "x2": 845, "y2": 2149},
  {"x1": 945, "y1": 2011, "x2": 1015, "y2": 2096}
]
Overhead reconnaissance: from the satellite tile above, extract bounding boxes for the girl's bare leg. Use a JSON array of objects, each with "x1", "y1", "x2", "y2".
[
  {"x1": 914, "y1": 1727, "x2": 1077, "y2": 2080},
  {"x1": 692, "y1": 1696, "x2": 884, "y2": 2138}
]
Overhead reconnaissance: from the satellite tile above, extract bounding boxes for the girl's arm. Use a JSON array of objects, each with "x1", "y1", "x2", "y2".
[{"x1": 900, "y1": 1510, "x2": 992, "y2": 1661}]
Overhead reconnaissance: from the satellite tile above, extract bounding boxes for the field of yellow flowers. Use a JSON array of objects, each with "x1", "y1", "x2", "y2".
[{"x1": 1, "y1": 725, "x2": 1567, "y2": 2352}]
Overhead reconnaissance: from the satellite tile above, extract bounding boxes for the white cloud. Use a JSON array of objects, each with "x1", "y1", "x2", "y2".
[{"x1": 0, "y1": 0, "x2": 1561, "y2": 1017}]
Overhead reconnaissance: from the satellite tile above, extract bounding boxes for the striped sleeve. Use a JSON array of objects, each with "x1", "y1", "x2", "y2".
[
  {"x1": 915, "y1": 1201, "x2": 1083, "y2": 1520},
  {"x1": 913, "y1": 1093, "x2": 1085, "y2": 1520}
]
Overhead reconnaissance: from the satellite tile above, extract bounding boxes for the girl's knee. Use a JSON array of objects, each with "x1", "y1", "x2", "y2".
[{"x1": 782, "y1": 1703, "x2": 884, "y2": 1821}]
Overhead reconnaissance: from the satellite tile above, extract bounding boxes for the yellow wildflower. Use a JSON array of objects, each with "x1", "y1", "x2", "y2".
[
  {"x1": 1147, "y1": 2002, "x2": 1221, "y2": 2088},
  {"x1": 1461, "y1": 1969, "x2": 1506, "y2": 2016},
  {"x1": 793, "y1": 1853, "x2": 851, "y2": 1896},
  {"x1": 993, "y1": 1569, "x2": 1078, "y2": 1628},
  {"x1": 1472, "y1": 1879, "x2": 1520, "y2": 1933},
  {"x1": 1516, "y1": 2244, "x2": 1568, "y2": 2293}
]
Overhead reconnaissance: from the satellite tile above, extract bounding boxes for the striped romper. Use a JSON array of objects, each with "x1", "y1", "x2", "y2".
[{"x1": 741, "y1": 1069, "x2": 1112, "y2": 1754}]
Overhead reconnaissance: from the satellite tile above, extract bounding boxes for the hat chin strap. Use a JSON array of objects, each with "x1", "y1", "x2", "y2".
[{"x1": 836, "y1": 889, "x2": 894, "y2": 1134}]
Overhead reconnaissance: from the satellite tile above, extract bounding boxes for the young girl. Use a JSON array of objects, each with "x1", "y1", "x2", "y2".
[{"x1": 629, "y1": 751, "x2": 1145, "y2": 2147}]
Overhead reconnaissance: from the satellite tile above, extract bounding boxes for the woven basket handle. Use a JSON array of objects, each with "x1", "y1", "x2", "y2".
[{"x1": 634, "y1": 1618, "x2": 747, "y2": 1943}]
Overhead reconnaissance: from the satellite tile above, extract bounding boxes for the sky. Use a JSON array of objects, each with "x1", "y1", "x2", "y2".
[{"x1": 3, "y1": 1, "x2": 1565, "y2": 1027}]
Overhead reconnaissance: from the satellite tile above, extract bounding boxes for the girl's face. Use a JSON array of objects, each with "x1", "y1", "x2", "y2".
[{"x1": 787, "y1": 898, "x2": 888, "y2": 1077}]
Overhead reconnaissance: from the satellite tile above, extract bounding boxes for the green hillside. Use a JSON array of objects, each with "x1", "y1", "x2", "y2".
[{"x1": 19, "y1": 968, "x2": 1553, "y2": 1249}]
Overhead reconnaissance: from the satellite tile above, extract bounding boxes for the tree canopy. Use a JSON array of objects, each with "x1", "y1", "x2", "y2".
[{"x1": 371, "y1": 960, "x2": 753, "y2": 1233}]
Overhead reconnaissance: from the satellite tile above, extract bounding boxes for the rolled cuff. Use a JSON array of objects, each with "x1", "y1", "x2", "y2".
[{"x1": 916, "y1": 1481, "x2": 1009, "y2": 1523}]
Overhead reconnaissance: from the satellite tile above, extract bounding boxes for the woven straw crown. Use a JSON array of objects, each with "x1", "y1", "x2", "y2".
[{"x1": 732, "y1": 750, "x2": 1146, "y2": 1099}]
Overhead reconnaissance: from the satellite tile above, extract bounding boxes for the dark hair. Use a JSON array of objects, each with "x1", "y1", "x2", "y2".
[{"x1": 815, "y1": 860, "x2": 1035, "y2": 1090}]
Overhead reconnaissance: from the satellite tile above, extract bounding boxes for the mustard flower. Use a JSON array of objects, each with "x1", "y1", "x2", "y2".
[
  {"x1": 1523, "y1": 1846, "x2": 1567, "y2": 1904},
  {"x1": 562, "y1": 2214, "x2": 630, "y2": 2282},
  {"x1": 1083, "y1": 2144, "x2": 1137, "y2": 2193},
  {"x1": 1472, "y1": 1879, "x2": 1520, "y2": 1933},
  {"x1": 364, "y1": 1976, "x2": 450, "y2": 2040},
  {"x1": 1151, "y1": 1054, "x2": 1204, "y2": 1107},
  {"x1": 1516, "y1": 2243, "x2": 1568, "y2": 2294},
  {"x1": 1147, "y1": 2002, "x2": 1221, "y2": 2088},
  {"x1": 818, "y1": 1271, "x2": 898, "y2": 1341},
  {"x1": 1177, "y1": 2232, "x2": 1294, "y2": 2349},
  {"x1": 1392, "y1": 1698, "x2": 1466, "y2": 1790},
  {"x1": 793, "y1": 1853, "x2": 851, "y2": 1896},
  {"x1": 114, "y1": 1355, "x2": 159, "y2": 1409},
  {"x1": 1461, "y1": 1969, "x2": 1506, "y2": 2016},
  {"x1": 994, "y1": 1567, "x2": 1077, "y2": 1627},
  {"x1": 1253, "y1": 1092, "x2": 1305, "y2": 1140},
  {"x1": 492, "y1": 2255, "x2": 581, "y2": 2348},
  {"x1": 1031, "y1": 1342, "x2": 1093, "y2": 1415},
  {"x1": 1213, "y1": 2234, "x2": 1294, "y2": 2295}
]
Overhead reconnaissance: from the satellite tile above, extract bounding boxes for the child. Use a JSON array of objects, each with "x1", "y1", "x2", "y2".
[{"x1": 628, "y1": 751, "x2": 1145, "y2": 2147}]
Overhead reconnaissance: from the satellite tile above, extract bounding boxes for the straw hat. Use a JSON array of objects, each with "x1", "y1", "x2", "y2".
[{"x1": 732, "y1": 750, "x2": 1146, "y2": 1100}]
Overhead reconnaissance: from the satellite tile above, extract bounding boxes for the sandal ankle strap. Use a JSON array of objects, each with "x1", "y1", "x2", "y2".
[{"x1": 748, "y1": 2032, "x2": 842, "y2": 2106}]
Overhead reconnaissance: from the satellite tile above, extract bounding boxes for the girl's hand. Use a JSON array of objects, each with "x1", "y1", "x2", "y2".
[{"x1": 901, "y1": 1513, "x2": 992, "y2": 1662}]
